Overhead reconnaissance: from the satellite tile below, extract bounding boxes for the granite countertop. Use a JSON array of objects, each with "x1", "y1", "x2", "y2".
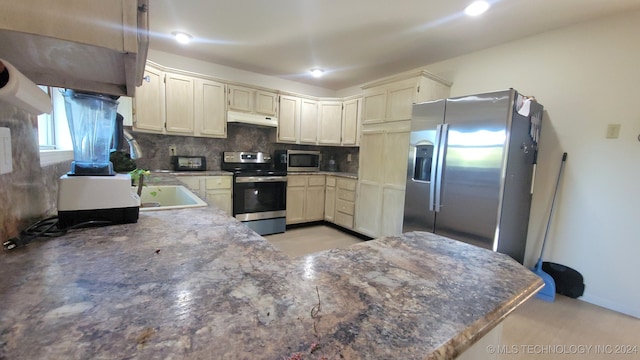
[
  {"x1": 288, "y1": 171, "x2": 358, "y2": 179},
  {"x1": 0, "y1": 205, "x2": 541, "y2": 359},
  {"x1": 152, "y1": 170, "x2": 233, "y2": 176},
  {"x1": 152, "y1": 170, "x2": 358, "y2": 179}
]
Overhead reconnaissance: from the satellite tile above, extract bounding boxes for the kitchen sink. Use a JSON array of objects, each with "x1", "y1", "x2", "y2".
[{"x1": 137, "y1": 185, "x2": 207, "y2": 211}]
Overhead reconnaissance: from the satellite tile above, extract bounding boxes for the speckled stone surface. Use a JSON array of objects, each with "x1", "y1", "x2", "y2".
[
  {"x1": 0, "y1": 205, "x2": 542, "y2": 359},
  {"x1": 287, "y1": 171, "x2": 358, "y2": 179}
]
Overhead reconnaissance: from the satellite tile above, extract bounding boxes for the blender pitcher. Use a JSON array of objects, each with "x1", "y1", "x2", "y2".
[{"x1": 63, "y1": 90, "x2": 119, "y2": 175}]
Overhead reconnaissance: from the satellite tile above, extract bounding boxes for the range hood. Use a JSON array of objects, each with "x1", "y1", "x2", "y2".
[{"x1": 227, "y1": 111, "x2": 278, "y2": 128}]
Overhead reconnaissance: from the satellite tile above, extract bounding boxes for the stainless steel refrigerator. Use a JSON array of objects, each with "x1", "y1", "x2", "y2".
[{"x1": 402, "y1": 89, "x2": 543, "y2": 264}]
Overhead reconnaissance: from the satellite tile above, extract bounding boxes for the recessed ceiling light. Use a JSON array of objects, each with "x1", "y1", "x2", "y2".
[
  {"x1": 310, "y1": 68, "x2": 324, "y2": 78},
  {"x1": 465, "y1": 1, "x2": 490, "y2": 16},
  {"x1": 173, "y1": 31, "x2": 193, "y2": 44}
]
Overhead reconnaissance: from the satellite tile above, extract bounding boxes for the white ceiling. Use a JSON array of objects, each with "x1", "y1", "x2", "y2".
[{"x1": 148, "y1": 0, "x2": 640, "y2": 90}]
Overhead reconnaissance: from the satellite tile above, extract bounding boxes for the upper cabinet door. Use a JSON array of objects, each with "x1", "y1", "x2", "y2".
[
  {"x1": 299, "y1": 98, "x2": 319, "y2": 144},
  {"x1": 133, "y1": 65, "x2": 165, "y2": 133},
  {"x1": 362, "y1": 89, "x2": 387, "y2": 125},
  {"x1": 228, "y1": 85, "x2": 253, "y2": 112},
  {"x1": 278, "y1": 95, "x2": 300, "y2": 143},
  {"x1": 195, "y1": 78, "x2": 226, "y2": 138},
  {"x1": 386, "y1": 78, "x2": 418, "y2": 122},
  {"x1": 341, "y1": 98, "x2": 360, "y2": 146},
  {"x1": 228, "y1": 85, "x2": 277, "y2": 116},
  {"x1": 255, "y1": 90, "x2": 278, "y2": 116},
  {"x1": 318, "y1": 101, "x2": 343, "y2": 145},
  {"x1": 164, "y1": 72, "x2": 195, "y2": 134}
]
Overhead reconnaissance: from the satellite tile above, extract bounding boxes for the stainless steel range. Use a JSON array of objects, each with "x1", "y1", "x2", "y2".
[{"x1": 222, "y1": 151, "x2": 287, "y2": 235}]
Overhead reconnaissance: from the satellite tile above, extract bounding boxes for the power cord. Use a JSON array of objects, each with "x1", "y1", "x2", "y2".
[{"x1": 3, "y1": 216, "x2": 114, "y2": 250}]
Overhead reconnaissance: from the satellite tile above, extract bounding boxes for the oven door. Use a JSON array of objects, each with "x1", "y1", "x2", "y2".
[{"x1": 233, "y1": 176, "x2": 287, "y2": 221}]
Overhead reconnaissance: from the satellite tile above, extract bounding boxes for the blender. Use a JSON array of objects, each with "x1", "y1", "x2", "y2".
[{"x1": 57, "y1": 90, "x2": 140, "y2": 229}]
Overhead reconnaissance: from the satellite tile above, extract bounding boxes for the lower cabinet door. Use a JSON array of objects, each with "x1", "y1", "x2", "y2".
[
  {"x1": 286, "y1": 186, "x2": 306, "y2": 224},
  {"x1": 305, "y1": 186, "x2": 326, "y2": 221}
]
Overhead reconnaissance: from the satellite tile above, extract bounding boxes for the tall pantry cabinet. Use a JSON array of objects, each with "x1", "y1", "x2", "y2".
[{"x1": 355, "y1": 71, "x2": 451, "y2": 238}]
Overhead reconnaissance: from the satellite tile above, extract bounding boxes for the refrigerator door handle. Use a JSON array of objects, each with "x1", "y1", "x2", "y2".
[
  {"x1": 429, "y1": 125, "x2": 441, "y2": 211},
  {"x1": 433, "y1": 123, "x2": 449, "y2": 212}
]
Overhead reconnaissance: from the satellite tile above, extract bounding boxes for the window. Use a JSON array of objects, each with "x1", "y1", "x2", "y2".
[{"x1": 37, "y1": 87, "x2": 74, "y2": 166}]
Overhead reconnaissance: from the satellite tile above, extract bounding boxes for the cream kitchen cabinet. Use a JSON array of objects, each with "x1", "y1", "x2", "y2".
[
  {"x1": 164, "y1": 72, "x2": 195, "y2": 134},
  {"x1": 355, "y1": 71, "x2": 450, "y2": 238},
  {"x1": 176, "y1": 175, "x2": 232, "y2": 215},
  {"x1": 356, "y1": 129, "x2": 410, "y2": 237},
  {"x1": 0, "y1": 0, "x2": 149, "y2": 97},
  {"x1": 277, "y1": 95, "x2": 300, "y2": 143},
  {"x1": 361, "y1": 71, "x2": 451, "y2": 126},
  {"x1": 318, "y1": 101, "x2": 343, "y2": 145},
  {"x1": 299, "y1": 98, "x2": 319, "y2": 144},
  {"x1": 228, "y1": 85, "x2": 278, "y2": 116},
  {"x1": 325, "y1": 176, "x2": 357, "y2": 230},
  {"x1": 194, "y1": 78, "x2": 227, "y2": 138},
  {"x1": 134, "y1": 62, "x2": 227, "y2": 138},
  {"x1": 341, "y1": 98, "x2": 361, "y2": 146},
  {"x1": 286, "y1": 175, "x2": 325, "y2": 224},
  {"x1": 133, "y1": 64, "x2": 165, "y2": 133},
  {"x1": 278, "y1": 94, "x2": 360, "y2": 147},
  {"x1": 324, "y1": 177, "x2": 337, "y2": 222},
  {"x1": 361, "y1": 78, "x2": 416, "y2": 126}
]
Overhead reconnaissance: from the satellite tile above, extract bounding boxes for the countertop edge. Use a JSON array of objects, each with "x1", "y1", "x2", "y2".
[{"x1": 433, "y1": 277, "x2": 544, "y2": 359}]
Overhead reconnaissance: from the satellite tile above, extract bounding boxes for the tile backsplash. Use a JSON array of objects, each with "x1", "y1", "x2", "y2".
[{"x1": 131, "y1": 123, "x2": 360, "y2": 173}]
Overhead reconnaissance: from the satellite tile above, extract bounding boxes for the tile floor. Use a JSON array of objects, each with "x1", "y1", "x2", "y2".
[{"x1": 265, "y1": 225, "x2": 640, "y2": 359}]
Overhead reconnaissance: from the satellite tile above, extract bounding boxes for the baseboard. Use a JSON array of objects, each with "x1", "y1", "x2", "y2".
[
  {"x1": 286, "y1": 221, "x2": 374, "y2": 241},
  {"x1": 579, "y1": 293, "x2": 640, "y2": 319}
]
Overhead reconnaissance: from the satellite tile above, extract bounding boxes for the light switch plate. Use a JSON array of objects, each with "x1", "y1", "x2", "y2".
[{"x1": 0, "y1": 127, "x2": 12, "y2": 174}]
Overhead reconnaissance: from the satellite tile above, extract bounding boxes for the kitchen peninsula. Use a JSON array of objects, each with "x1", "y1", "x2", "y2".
[{"x1": 0, "y1": 200, "x2": 542, "y2": 359}]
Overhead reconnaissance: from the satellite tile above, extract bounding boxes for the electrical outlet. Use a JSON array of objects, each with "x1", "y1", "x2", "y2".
[
  {"x1": 169, "y1": 145, "x2": 177, "y2": 156},
  {"x1": 347, "y1": 153, "x2": 352, "y2": 162},
  {"x1": 0, "y1": 127, "x2": 12, "y2": 174},
  {"x1": 606, "y1": 124, "x2": 621, "y2": 139}
]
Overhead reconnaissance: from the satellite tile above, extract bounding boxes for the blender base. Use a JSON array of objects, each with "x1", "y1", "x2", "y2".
[
  {"x1": 57, "y1": 174, "x2": 140, "y2": 229},
  {"x1": 58, "y1": 206, "x2": 139, "y2": 229}
]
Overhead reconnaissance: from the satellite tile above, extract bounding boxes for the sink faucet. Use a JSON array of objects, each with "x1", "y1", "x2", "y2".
[{"x1": 123, "y1": 129, "x2": 143, "y2": 159}]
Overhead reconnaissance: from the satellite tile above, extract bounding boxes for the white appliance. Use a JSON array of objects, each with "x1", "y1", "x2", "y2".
[
  {"x1": 57, "y1": 90, "x2": 140, "y2": 229},
  {"x1": 57, "y1": 175, "x2": 140, "y2": 229}
]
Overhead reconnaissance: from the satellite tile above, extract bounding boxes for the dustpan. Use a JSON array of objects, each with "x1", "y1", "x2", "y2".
[
  {"x1": 534, "y1": 258, "x2": 556, "y2": 301},
  {"x1": 532, "y1": 152, "x2": 567, "y2": 302}
]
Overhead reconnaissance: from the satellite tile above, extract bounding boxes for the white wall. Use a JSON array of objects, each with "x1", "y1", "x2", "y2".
[
  {"x1": 147, "y1": 49, "x2": 336, "y2": 98},
  {"x1": 423, "y1": 10, "x2": 640, "y2": 318}
]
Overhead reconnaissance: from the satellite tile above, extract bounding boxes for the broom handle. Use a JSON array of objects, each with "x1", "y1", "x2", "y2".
[{"x1": 540, "y1": 152, "x2": 567, "y2": 259}]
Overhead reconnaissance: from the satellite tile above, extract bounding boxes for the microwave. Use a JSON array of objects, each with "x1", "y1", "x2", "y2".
[{"x1": 274, "y1": 150, "x2": 321, "y2": 172}]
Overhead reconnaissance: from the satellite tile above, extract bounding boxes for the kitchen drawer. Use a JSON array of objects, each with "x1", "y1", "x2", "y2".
[
  {"x1": 177, "y1": 176, "x2": 202, "y2": 190},
  {"x1": 307, "y1": 175, "x2": 325, "y2": 186},
  {"x1": 336, "y1": 199, "x2": 355, "y2": 215},
  {"x1": 326, "y1": 176, "x2": 336, "y2": 187},
  {"x1": 334, "y1": 211, "x2": 354, "y2": 229},
  {"x1": 337, "y1": 178, "x2": 356, "y2": 191},
  {"x1": 287, "y1": 175, "x2": 307, "y2": 187},
  {"x1": 205, "y1": 176, "x2": 231, "y2": 189},
  {"x1": 337, "y1": 189, "x2": 356, "y2": 202}
]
